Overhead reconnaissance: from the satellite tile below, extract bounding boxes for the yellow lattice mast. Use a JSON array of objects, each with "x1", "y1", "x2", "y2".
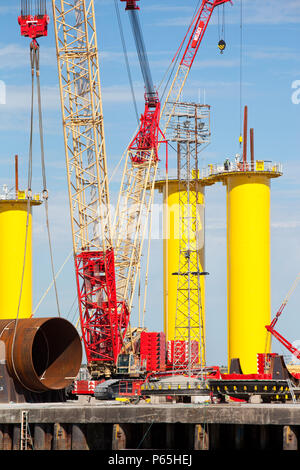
[
  {"x1": 170, "y1": 103, "x2": 210, "y2": 371},
  {"x1": 52, "y1": 0, "x2": 112, "y2": 254}
]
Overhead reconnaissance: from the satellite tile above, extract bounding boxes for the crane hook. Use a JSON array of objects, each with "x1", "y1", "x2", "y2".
[{"x1": 218, "y1": 39, "x2": 226, "y2": 54}]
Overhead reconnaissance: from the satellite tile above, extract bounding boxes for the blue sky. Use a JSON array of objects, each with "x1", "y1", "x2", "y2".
[{"x1": 0, "y1": 0, "x2": 299, "y2": 367}]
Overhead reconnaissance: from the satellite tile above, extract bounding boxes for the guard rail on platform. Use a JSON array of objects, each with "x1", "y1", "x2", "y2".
[{"x1": 201, "y1": 161, "x2": 283, "y2": 179}]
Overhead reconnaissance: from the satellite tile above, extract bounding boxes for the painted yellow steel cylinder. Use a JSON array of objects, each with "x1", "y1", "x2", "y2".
[
  {"x1": 156, "y1": 180, "x2": 206, "y2": 357},
  {"x1": 226, "y1": 174, "x2": 271, "y2": 373},
  {"x1": 0, "y1": 197, "x2": 39, "y2": 319}
]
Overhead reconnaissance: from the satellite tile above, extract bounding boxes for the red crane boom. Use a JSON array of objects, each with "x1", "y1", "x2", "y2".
[{"x1": 266, "y1": 274, "x2": 300, "y2": 361}]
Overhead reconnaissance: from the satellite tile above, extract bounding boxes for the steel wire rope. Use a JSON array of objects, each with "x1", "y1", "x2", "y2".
[
  {"x1": 217, "y1": 4, "x2": 226, "y2": 42},
  {"x1": 114, "y1": 0, "x2": 139, "y2": 125},
  {"x1": 110, "y1": 0, "x2": 200, "y2": 185},
  {"x1": 159, "y1": 0, "x2": 201, "y2": 105},
  {"x1": 34, "y1": 150, "x2": 131, "y2": 326},
  {"x1": 141, "y1": 197, "x2": 154, "y2": 329},
  {"x1": 158, "y1": 31, "x2": 183, "y2": 107},
  {"x1": 110, "y1": 1, "x2": 160, "y2": 193},
  {"x1": 63, "y1": 291, "x2": 78, "y2": 323},
  {"x1": 32, "y1": 141, "x2": 128, "y2": 317},
  {"x1": 33, "y1": 43, "x2": 61, "y2": 318},
  {"x1": 136, "y1": 421, "x2": 154, "y2": 449},
  {"x1": 157, "y1": 0, "x2": 202, "y2": 165},
  {"x1": 111, "y1": 1, "x2": 201, "y2": 333},
  {"x1": 239, "y1": 0, "x2": 243, "y2": 148},
  {"x1": 10, "y1": 40, "x2": 61, "y2": 391},
  {"x1": 67, "y1": 294, "x2": 80, "y2": 329},
  {"x1": 134, "y1": 1, "x2": 202, "y2": 329},
  {"x1": 128, "y1": 8, "x2": 155, "y2": 97},
  {"x1": 10, "y1": 41, "x2": 35, "y2": 391},
  {"x1": 33, "y1": 249, "x2": 72, "y2": 316}
]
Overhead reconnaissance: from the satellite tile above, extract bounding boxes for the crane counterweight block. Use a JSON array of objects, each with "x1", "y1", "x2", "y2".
[{"x1": 75, "y1": 249, "x2": 130, "y2": 367}]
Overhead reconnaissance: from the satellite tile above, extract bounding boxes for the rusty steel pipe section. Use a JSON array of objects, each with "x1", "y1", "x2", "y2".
[{"x1": 0, "y1": 317, "x2": 82, "y2": 392}]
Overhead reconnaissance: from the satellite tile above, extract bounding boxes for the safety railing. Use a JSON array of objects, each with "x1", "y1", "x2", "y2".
[
  {"x1": 0, "y1": 187, "x2": 41, "y2": 202},
  {"x1": 155, "y1": 161, "x2": 283, "y2": 183},
  {"x1": 201, "y1": 160, "x2": 283, "y2": 179}
]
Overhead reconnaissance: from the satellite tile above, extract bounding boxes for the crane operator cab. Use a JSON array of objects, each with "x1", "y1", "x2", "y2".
[{"x1": 116, "y1": 353, "x2": 142, "y2": 376}]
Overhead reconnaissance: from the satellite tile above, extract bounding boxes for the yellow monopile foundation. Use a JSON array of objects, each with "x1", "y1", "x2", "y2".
[{"x1": 0, "y1": 194, "x2": 40, "y2": 319}]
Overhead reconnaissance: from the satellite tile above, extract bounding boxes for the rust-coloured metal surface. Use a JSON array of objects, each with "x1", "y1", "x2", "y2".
[{"x1": 0, "y1": 317, "x2": 82, "y2": 392}]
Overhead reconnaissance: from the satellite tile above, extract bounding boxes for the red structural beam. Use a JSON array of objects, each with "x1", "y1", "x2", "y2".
[{"x1": 75, "y1": 250, "x2": 130, "y2": 364}]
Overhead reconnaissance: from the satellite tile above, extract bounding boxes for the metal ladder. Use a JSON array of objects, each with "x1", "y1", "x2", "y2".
[
  {"x1": 287, "y1": 379, "x2": 297, "y2": 404},
  {"x1": 20, "y1": 411, "x2": 32, "y2": 450}
]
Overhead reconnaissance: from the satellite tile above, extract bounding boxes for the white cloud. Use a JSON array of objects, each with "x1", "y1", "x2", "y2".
[
  {"x1": 3, "y1": 84, "x2": 60, "y2": 110},
  {"x1": 0, "y1": 44, "x2": 57, "y2": 70},
  {"x1": 247, "y1": 47, "x2": 300, "y2": 62},
  {"x1": 272, "y1": 221, "x2": 300, "y2": 229},
  {"x1": 102, "y1": 83, "x2": 144, "y2": 103},
  {"x1": 33, "y1": 189, "x2": 72, "y2": 244},
  {"x1": 144, "y1": 5, "x2": 193, "y2": 13},
  {"x1": 240, "y1": 0, "x2": 300, "y2": 25},
  {"x1": 0, "y1": 5, "x2": 19, "y2": 15},
  {"x1": 0, "y1": 80, "x2": 145, "y2": 120}
]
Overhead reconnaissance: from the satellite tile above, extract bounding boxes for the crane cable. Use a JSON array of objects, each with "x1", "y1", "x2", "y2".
[
  {"x1": 156, "y1": 0, "x2": 203, "y2": 160},
  {"x1": 12, "y1": 39, "x2": 61, "y2": 347},
  {"x1": 114, "y1": 0, "x2": 139, "y2": 125},
  {"x1": 159, "y1": 0, "x2": 202, "y2": 105},
  {"x1": 217, "y1": 4, "x2": 226, "y2": 42},
  {"x1": 31, "y1": 41, "x2": 61, "y2": 318},
  {"x1": 33, "y1": 249, "x2": 72, "y2": 316},
  {"x1": 10, "y1": 39, "x2": 62, "y2": 389},
  {"x1": 10, "y1": 39, "x2": 36, "y2": 391},
  {"x1": 239, "y1": 0, "x2": 243, "y2": 148}
]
